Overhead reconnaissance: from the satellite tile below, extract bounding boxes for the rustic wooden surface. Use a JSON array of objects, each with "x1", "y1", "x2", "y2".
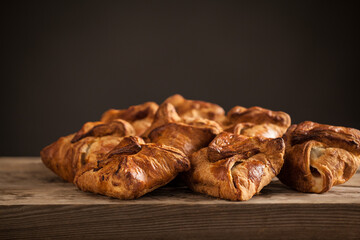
[{"x1": 0, "y1": 157, "x2": 359, "y2": 239}]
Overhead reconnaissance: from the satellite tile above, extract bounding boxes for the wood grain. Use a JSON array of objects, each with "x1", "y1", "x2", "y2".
[{"x1": 0, "y1": 157, "x2": 360, "y2": 239}]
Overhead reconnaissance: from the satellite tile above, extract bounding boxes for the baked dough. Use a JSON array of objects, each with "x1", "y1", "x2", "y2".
[
  {"x1": 41, "y1": 95, "x2": 360, "y2": 200},
  {"x1": 101, "y1": 102, "x2": 159, "y2": 136},
  {"x1": 277, "y1": 121, "x2": 360, "y2": 193},
  {"x1": 40, "y1": 119, "x2": 135, "y2": 182},
  {"x1": 163, "y1": 94, "x2": 225, "y2": 123},
  {"x1": 224, "y1": 106, "x2": 291, "y2": 138},
  {"x1": 146, "y1": 102, "x2": 222, "y2": 156},
  {"x1": 74, "y1": 136, "x2": 190, "y2": 199},
  {"x1": 186, "y1": 132, "x2": 285, "y2": 200}
]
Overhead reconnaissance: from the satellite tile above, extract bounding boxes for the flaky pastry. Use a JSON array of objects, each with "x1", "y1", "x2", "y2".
[
  {"x1": 225, "y1": 106, "x2": 291, "y2": 138},
  {"x1": 74, "y1": 136, "x2": 190, "y2": 199},
  {"x1": 101, "y1": 102, "x2": 159, "y2": 136},
  {"x1": 146, "y1": 102, "x2": 223, "y2": 156},
  {"x1": 277, "y1": 121, "x2": 360, "y2": 193},
  {"x1": 186, "y1": 132, "x2": 285, "y2": 200},
  {"x1": 40, "y1": 119, "x2": 135, "y2": 182},
  {"x1": 163, "y1": 94, "x2": 225, "y2": 123}
]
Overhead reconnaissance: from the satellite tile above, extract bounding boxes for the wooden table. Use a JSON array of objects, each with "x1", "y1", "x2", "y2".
[{"x1": 1, "y1": 157, "x2": 359, "y2": 239}]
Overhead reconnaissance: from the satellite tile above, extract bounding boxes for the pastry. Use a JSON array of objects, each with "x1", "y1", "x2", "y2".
[
  {"x1": 40, "y1": 119, "x2": 135, "y2": 182},
  {"x1": 163, "y1": 94, "x2": 225, "y2": 123},
  {"x1": 225, "y1": 106, "x2": 291, "y2": 138},
  {"x1": 186, "y1": 132, "x2": 285, "y2": 200},
  {"x1": 101, "y1": 101, "x2": 159, "y2": 136},
  {"x1": 74, "y1": 136, "x2": 190, "y2": 199},
  {"x1": 146, "y1": 102, "x2": 222, "y2": 156},
  {"x1": 277, "y1": 121, "x2": 360, "y2": 193}
]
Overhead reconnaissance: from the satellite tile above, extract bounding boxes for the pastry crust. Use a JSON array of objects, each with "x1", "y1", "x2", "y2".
[
  {"x1": 71, "y1": 119, "x2": 136, "y2": 142},
  {"x1": 277, "y1": 121, "x2": 360, "y2": 193},
  {"x1": 146, "y1": 102, "x2": 222, "y2": 156},
  {"x1": 163, "y1": 94, "x2": 225, "y2": 123},
  {"x1": 186, "y1": 132, "x2": 285, "y2": 201},
  {"x1": 74, "y1": 136, "x2": 190, "y2": 199},
  {"x1": 101, "y1": 102, "x2": 159, "y2": 136},
  {"x1": 40, "y1": 120, "x2": 135, "y2": 182},
  {"x1": 225, "y1": 106, "x2": 291, "y2": 138}
]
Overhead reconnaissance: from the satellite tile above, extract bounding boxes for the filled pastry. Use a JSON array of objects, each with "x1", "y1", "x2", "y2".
[
  {"x1": 277, "y1": 121, "x2": 360, "y2": 193},
  {"x1": 74, "y1": 136, "x2": 190, "y2": 199},
  {"x1": 163, "y1": 94, "x2": 225, "y2": 123},
  {"x1": 186, "y1": 132, "x2": 285, "y2": 200},
  {"x1": 146, "y1": 102, "x2": 223, "y2": 156},
  {"x1": 224, "y1": 106, "x2": 291, "y2": 139},
  {"x1": 41, "y1": 94, "x2": 360, "y2": 200},
  {"x1": 40, "y1": 119, "x2": 135, "y2": 182},
  {"x1": 101, "y1": 101, "x2": 159, "y2": 136}
]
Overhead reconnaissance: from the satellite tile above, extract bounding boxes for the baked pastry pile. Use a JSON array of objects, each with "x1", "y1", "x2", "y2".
[{"x1": 41, "y1": 94, "x2": 360, "y2": 200}]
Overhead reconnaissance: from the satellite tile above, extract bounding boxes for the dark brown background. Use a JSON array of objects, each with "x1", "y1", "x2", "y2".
[{"x1": 1, "y1": 0, "x2": 359, "y2": 156}]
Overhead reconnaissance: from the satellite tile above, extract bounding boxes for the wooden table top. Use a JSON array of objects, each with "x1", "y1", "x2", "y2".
[{"x1": 1, "y1": 157, "x2": 360, "y2": 239}]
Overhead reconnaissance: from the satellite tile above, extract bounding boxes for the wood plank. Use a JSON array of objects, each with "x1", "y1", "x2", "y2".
[
  {"x1": 0, "y1": 157, "x2": 359, "y2": 239},
  {"x1": 1, "y1": 204, "x2": 359, "y2": 239},
  {"x1": 1, "y1": 157, "x2": 359, "y2": 205}
]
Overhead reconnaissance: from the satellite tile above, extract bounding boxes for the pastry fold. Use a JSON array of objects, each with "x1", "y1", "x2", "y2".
[
  {"x1": 186, "y1": 132, "x2": 285, "y2": 200},
  {"x1": 74, "y1": 136, "x2": 190, "y2": 199},
  {"x1": 146, "y1": 102, "x2": 222, "y2": 156},
  {"x1": 224, "y1": 106, "x2": 291, "y2": 138},
  {"x1": 163, "y1": 94, "x2": 225, "y2": 123},
  {"x1": 277, "y1": 121, "x2": 360, "y2": 193},
  {"x1": 40, "y1": 120, "x2": 135, "y2": 182},
  {"x1": 101, "y1": 102, "x2": 159, "y2": 136}
]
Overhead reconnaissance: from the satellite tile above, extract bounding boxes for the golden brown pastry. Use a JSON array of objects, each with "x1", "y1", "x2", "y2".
[
  {"x1": 40, "y1": 119, "x2": 135, "y2": 182},
  {"x1": 74, "y1": 136, "x2": 190, "y2": 199},
  {"x1": 146, "y1": 102, "x2": 223, "y2": 156},
  {"x1": 163, "y1": 94, "x2": 225, "y2": 123},
  {"x1": 101, "y1": 102, "x2": 159, "y2": 136},
  {"x1": 278, "y1": 121, "x2": 360, "y2": 193},
  {"x1": 186, "y1": 132, "x2": 285, "y2": 201},
  {"x1": 142, "y1": 102, "x2": 182, "y2": 137},
  {"x1": 225, "y1": 106, "x2": 291, "y2": 138}
]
